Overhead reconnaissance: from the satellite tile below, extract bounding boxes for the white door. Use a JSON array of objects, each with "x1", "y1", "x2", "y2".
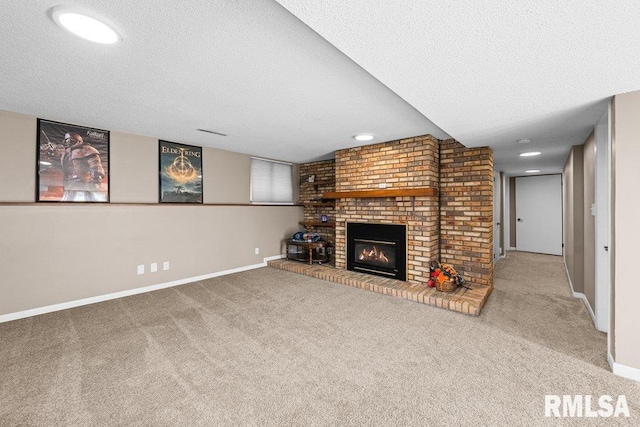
[{"x1": 515, "y1": 174, "x2": 563, "y2": 255}]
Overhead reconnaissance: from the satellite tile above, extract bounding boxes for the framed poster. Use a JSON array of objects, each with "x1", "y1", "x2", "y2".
[
  {"x1": 159, "y1": 140, "x2": 203, "y2": 203},
  {"x1": 37, "y1": 119, "x2": 109, "y2": 202}
]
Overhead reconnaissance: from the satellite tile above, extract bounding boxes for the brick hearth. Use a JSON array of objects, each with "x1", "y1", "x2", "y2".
[{"x1": 268, "y1": 259, "x2": 492, "y2": 316}]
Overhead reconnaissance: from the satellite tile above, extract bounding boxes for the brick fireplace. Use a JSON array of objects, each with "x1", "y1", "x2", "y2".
[
  {"x1": 296, "y1": 135, "x2": 493, "y2": 290},
  {"x1": 332, "y1": 135, "x2": 441, "y2": 286},
  {"x1": 271, "y1": 135, "x2": 494, "y2": 315},
  {"x1": 293, "y1": 134, "x2": 493, "y2": 298}
]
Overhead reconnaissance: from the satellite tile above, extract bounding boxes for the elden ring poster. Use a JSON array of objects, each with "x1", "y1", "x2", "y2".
[
  {"x1": 159, "y1": 140, "x2": 203, "y2": 203},
  {"x1": 37, "y1": 119, "x2": 109, "y2": 202}
]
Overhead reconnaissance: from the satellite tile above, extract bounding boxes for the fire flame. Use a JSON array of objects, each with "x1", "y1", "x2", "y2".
[{"x1": 358, "y1": 246, "x2": 390, "y2": 264}]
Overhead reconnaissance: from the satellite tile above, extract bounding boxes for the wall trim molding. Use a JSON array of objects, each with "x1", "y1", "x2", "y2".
[
  {"x1": 567, "y1": 261, "x2": 639, "y2": 382},
  {"x1": 610, "y1": 355, "x2": 640, "y2": 382},
  {"x1": 574, "y1": 291, "x2": 597, "y2": 327},
  {"x1": 563, "y1": 258, "x2": 597, "y2": 327},
  {"x1": 0, "y1": 254, "x2": 285, "y2": 324}
]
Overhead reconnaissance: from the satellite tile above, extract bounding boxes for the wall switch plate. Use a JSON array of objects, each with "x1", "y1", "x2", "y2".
[
  {"x1": 150, "y1": 263, "x2": 158, "y2": 273},
  {"x1": 137, "y1": 264, "x2": 144, "y2": 275},
  {"x1": 163, "y1": 261, "x2": 170, "y2": 270},
  {"x1": 255, "y1": 247, "x2": 260, "y2": 255}
]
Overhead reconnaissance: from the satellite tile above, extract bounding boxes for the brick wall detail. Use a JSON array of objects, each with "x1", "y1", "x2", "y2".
[
  {"x1": 334, "y1": 136, "x2": 440, "y2": 285},
  {"x1": 439, "y1": 139, "x2": 494, "y2": 287},
  {"x1": 299, "y1": 160, "x2": 336, "y2": 248},
  {"x1": 298, "y1": 136, "x2": 494, "y2": 288}
]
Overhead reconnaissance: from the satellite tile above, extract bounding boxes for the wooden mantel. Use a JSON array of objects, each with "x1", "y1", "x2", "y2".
[{"x1": 322, "y1": 187, "x2": 437, "y2": 199}]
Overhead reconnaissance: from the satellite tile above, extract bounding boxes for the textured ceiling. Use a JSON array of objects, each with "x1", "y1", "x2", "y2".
[
  {"x1": 277, "y1": 0, "x2": 640, "y2": 175},
  {"x1": 2, "y1": 1, "x2": 640, "y2": 175},
  {"x1": 0, "y1": 0, "x2": 446, "y2": 164}
]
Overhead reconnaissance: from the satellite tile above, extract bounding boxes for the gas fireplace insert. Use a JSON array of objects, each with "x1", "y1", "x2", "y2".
[{"x1": 346, "y1": 222, "x2": 406, "y2": 281}]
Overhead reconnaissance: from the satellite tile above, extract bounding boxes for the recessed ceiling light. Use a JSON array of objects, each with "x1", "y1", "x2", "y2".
[
  {"x1": 51, "y1": 6, "x2": 120, "y2": 44},
  {"x1": 353, "y1": 133, "x2": 374, "y2": 141},
  {"x1": 520, "y1": 151, "x2": 541, "y2": 157},
  {"x1": 525, "y1": 169, "x2": 540, "y2": 173},
  {"x1": 517, "y1": 138, "x2": 532, "y2": 144}
]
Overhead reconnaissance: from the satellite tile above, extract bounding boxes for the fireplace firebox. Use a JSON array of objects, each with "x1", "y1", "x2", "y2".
[{"x1": 347, "y1": 222, "x2": 406, "y2": 281}]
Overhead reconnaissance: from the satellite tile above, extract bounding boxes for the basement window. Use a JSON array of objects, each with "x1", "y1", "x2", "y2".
[{"x1": 250, "y1": 157, "x2": 293, "y2": 204}]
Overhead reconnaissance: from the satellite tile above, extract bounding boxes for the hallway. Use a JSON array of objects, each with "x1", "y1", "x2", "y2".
[{"x1": 482, "y1": 250, "x2": 607, "y2": 369}]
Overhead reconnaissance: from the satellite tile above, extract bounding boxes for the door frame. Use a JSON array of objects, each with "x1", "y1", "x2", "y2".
[
  {"x1": 595, "y1": 106, "x2": 611, "y2": 333},
  {"x1": 493, "y1": 169, "x2": 505, "y2": 261}
]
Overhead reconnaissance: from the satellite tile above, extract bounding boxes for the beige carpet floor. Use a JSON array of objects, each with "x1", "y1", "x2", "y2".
[{"x1": 1, "y1": 251, "x2": 638, "y2": 426}]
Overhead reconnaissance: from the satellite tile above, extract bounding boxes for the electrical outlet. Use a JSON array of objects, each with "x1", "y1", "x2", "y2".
[
  {"x1": 137, "y1": 264, "x2": 144, "y2": 275},
  {"x1": 163, "y1": 261, "x2": 170, "y2": 270},
  {"x1": 255, "y1": 247, "x2": 260, "y2": 255},
  {"x1": 150, "y1": 263, "x2": 158, "y2": 273},
  {"x1": 378, "y1": 182, "x2": 387, "y2": 189}
]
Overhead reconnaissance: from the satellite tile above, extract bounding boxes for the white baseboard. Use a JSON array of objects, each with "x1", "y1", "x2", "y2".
[
  {"x1": 0, "y1": 254, "x2": 285, "y2": 324},
  {"x1": 574, "y1": 291, "x2": 597, "y2": 327},
  {"x1": 563, "y1": 256, "x2": 575, "y2": 293},
  {"x1": 608, "y1": 344, "x2": 640, "y2": 382},
  {"x1": 566, "y1": 263, "x2": 639, "y2": 382},
  {"x1": 563, "y1": 259, "x2": 597, "y2": 328}
]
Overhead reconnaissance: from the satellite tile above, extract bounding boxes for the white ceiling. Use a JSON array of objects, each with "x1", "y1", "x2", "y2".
[{"x1": 2, "y1": 1, "x2": 640, "y2": 176}]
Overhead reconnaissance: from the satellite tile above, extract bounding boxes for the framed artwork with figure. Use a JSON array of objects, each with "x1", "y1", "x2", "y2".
[
  {"x1": 36, "y1": 118, "x2": 109, "y2": 202},
  {"x1": 159, "y1": 140, "x2": 203, "y2": 203}
]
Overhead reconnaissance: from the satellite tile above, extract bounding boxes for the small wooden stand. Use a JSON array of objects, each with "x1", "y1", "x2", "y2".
[{"x1": 285, "y1": 239, "x2": 330, "y2": 265}]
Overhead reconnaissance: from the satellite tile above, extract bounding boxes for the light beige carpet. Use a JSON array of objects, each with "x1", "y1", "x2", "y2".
[{"x1": 1, "y1": 251, "x2": 638, "y2": 426}]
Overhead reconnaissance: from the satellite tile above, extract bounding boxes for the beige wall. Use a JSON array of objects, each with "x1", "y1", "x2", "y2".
[
  {"x1": 612, "y1": 92, "x2": 640, "y2": 370},
  {"x1": 0, "y1": 109, "x2": 303, "y2": 316},
  {"x1": 0, "y1": 111, "x2": 36, "y2": 202},
  {"x1": 563, "y1": 145, "x2": 584, "y2": 293},
  {"x1": 110, "y1": 131, "x2": 159, "y2": 203},
  {"x1": 203, "y1": 148, "x2": 251, "y2": 204}
]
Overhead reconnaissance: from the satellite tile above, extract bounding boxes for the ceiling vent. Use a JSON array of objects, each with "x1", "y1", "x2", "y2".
[{"x1": 197, "y1": 128, "x2": 227, "y2": 136}]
